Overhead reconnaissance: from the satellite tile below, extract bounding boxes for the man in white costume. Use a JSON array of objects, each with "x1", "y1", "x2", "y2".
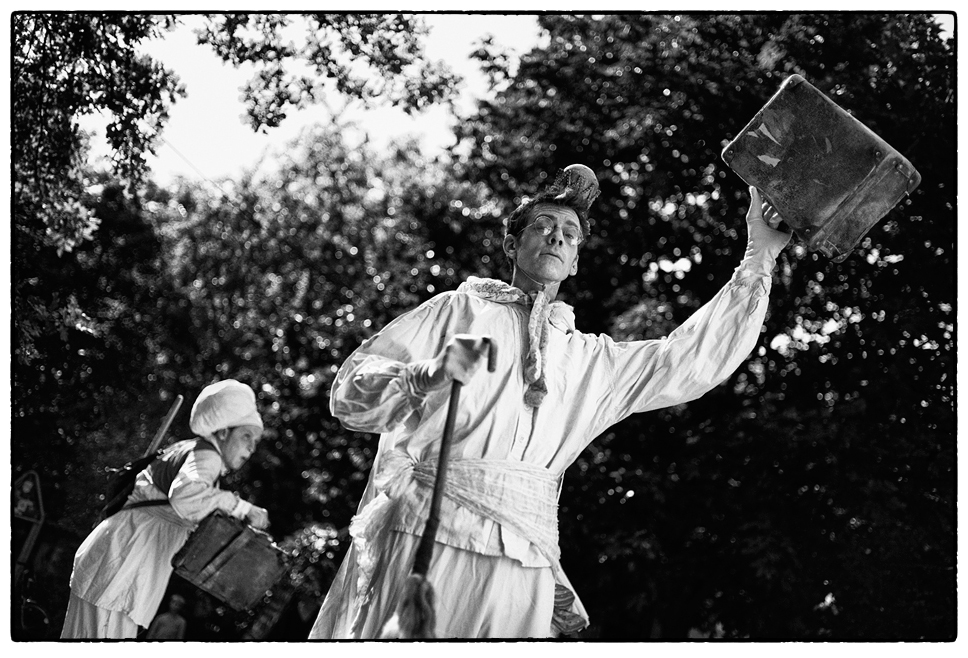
[{"x1": 309, "y1": 165, "x2": 791, "y2": 638}]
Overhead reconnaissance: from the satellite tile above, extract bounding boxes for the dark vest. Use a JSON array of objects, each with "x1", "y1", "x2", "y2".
[
  {"x1": 123, "y1": 439, "x2": 221, "y2": 512},
  {"x1": 148, "y1": 438, "x2": 221, "y2": 495}
]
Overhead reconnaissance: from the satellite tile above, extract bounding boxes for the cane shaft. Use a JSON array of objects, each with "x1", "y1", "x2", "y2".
[
  {"x1": 411, "y1": 337, "x2": 495, "y2": 577},
  {"x1": 412, "y1": 382, "x2": 461, "y2": 576}
]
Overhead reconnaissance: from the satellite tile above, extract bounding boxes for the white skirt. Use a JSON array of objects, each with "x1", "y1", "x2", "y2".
[
  {"x1": 67, "y1": 506, "x2": 193, "y2": 628},
  {"x1": 310, "y1": 529, "x2": 556, "y2": 639},
  {"x1": 60, "y1": 591, "x2": 139, "y2": 639}
]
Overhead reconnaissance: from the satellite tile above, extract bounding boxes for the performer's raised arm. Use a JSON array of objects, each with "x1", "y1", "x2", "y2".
[{"x1": 596, "y1": 186, "x2": 792, "y2": 424}]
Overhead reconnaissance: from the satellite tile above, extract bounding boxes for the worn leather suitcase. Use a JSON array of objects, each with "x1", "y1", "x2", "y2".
[
  {"x1": 172, "y1": 511, "x2": 289, "y2": 611},
  {"x1": 722, "y1": 74, "x2": 921, "y2": 261}
]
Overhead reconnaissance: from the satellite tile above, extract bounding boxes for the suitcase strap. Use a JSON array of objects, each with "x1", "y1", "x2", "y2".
[
  {"x1": 195, "y1": 528, "x2": 256, "y2": 586},
  {"x1": 123, "y1": 499, "x2": 170, "y2": 511}
]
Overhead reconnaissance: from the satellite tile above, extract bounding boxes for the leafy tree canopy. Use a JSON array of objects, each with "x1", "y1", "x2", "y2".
[
  {"x1": 197, "y1": 13, "x2": 460, "y2": 131},
  {"x1": 12, "y1": 12, "x2": 458, "y2": 364},
  {"x1": 455, "y1": 12, "x2": 954, "y2": 639}
]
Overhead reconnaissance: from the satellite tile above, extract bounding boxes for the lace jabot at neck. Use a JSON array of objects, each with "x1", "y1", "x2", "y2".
[
  {"x1": 457, "y1": 277, "x2": 576, "y2": 332},
  {"x1": 457, "y1": 276, "x2": 576, "y2": 407}
]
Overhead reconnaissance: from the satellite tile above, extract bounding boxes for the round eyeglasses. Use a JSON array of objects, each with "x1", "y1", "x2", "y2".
[{"x1": 519, "y1": 216, "x2": 584, "y2": 246}]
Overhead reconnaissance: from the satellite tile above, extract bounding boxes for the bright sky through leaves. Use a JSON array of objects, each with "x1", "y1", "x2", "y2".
[{"x1": 82, "y1": 14, "x2": 541, "y2": 186}]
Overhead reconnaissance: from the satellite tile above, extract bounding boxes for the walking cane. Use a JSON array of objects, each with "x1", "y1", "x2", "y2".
[
  {"x1": 94, "y1": 395, "x2": 185, "y2": 527},
  {"x1": 381, "y1": 337, "x2": 498, "y2": 639}
]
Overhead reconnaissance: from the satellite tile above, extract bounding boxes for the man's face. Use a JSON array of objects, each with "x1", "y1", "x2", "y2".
[
  {"x1": 221, "y1": 424, "x2": 262, "y2": 471},
  {"x1": 506, "y1": 204, "x2": 581, "y2": 286}
]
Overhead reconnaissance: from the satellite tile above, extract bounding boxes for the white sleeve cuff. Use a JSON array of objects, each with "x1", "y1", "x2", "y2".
[
  {"x1": 230, "y1": 497, "x2": 252, "y2": 519},
  {"x1": 405, "y1": 358, "x2": 447, "y2": 396}
]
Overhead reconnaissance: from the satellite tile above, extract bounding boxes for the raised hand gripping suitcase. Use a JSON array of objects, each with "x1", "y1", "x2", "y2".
[
  {"x1": 722, "y1": 74, "x2": 921, "y2": 261},
  {"x1": 172, "y1": 511, "x2": 290, "y2": 611}
]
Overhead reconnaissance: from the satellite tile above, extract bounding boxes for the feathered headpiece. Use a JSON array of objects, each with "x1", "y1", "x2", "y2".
[
  {"x1": 505, "y1": 164, "x2": 601, "y2": 239},
  {"x1": 548, "y1": 163, "x2": 601, "y2": 224}
]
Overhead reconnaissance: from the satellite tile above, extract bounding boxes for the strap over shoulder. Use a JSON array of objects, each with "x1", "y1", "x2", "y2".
[{"x1": 149, "y1": 438, "x2": 222, "y2": 496}]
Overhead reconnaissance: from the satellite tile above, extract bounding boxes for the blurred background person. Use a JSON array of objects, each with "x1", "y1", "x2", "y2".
[{"x1": 145, "y1": 594, "x2": 188, "y2": 640}]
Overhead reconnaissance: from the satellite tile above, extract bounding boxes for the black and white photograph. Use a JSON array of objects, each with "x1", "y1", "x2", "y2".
[{"x1": 7, "y1": 9, "x2": 958, "y2": 646}]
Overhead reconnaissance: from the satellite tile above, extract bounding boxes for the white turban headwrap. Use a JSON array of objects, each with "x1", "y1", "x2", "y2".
[{"x1": 189, "y1": 379, "x2": 263, "y2": 437}]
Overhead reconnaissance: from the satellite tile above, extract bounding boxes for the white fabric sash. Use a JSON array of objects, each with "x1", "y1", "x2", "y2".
[{"x1": 349, "y1": 449, "x2": 588, "y2": 635}]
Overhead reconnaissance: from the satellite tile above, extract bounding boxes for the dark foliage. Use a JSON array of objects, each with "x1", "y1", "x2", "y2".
[{"x1": 455, "y1": 13, "x2": 955, "y2": 639}]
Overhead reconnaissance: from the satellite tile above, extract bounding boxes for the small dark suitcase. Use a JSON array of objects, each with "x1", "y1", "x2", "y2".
[
  {"x1": 722, "y1": 74, "x2": 921, "y2": 261},
  {"x1": 172, "y1": 511, "x2": 290, "y2": 611}
]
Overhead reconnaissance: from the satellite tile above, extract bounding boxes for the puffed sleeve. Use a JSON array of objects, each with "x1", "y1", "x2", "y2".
[
  {"x1": 593, "y1": 244, "x2": 777, "y2": 430},
  {"x1": 329, "y1": 294, "x2": 458, "y2": 434},
  {"x1": 167, "y1": 449, "x2": 251, "y2": 523}
]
